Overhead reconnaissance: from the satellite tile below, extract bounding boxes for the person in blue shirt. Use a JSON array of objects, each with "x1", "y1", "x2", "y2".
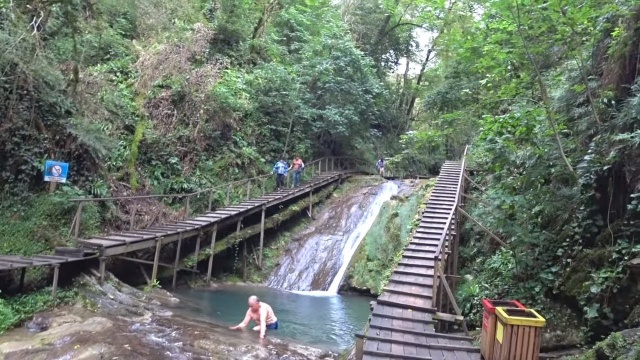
[
  {"x1": 376, "y1": 158, "x2": 385, "y2": 177},
  {"x1": 273, "y1": 158, "x2": 289, "y2": 191}
]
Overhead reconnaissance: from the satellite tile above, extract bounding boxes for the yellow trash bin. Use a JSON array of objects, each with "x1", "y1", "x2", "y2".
[
  {"x1": 493, "y1": 307, "x2": 546, "y2": 360},
  {"x1": 480, "y1": 299, "x2": 526, "y2": 360}
]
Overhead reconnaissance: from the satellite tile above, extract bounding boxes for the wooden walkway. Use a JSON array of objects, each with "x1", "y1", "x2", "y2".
[
  {"x1": 356, "y1": 158, "x2": 481, "y2": 360},
  {"x1": 1, "y1": 157, "x2": 372, "y2": 294}
]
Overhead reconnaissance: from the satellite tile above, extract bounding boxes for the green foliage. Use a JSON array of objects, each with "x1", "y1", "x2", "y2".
[
  {"x1": 0, "y1": 288, "x2": 79, "y2": 334},
  {"x1": 0, "y1": 189, "x2": 100, "y2": 257}
]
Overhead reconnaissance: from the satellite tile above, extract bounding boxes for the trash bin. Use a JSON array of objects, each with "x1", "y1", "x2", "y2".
[
  {"x1": 480, "y1": 299, "x2": 526, "y2": 360},
  {"x1": 492, "y1": 307, "x2": 546, "y2": 360}
]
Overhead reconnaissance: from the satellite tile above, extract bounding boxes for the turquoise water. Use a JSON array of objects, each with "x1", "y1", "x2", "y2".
[{"x1": 173, "y1": 285, "x2": 372, "y2": 351}]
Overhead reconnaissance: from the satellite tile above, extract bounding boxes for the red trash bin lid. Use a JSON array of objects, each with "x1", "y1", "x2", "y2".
[{"x1": 481, "y1": 299, "x2": 526, "y2": 314}]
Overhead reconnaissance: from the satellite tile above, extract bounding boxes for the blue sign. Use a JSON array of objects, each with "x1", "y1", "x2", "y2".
[{"x1": 44, "y1": 160, "x2": 69, "y2": 183}]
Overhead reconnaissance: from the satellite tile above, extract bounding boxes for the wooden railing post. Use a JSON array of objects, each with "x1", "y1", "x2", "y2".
[
  {"x1": 208, "y1": 188, "x2": 214, "y2": 211},
  {"x1": 226, "y1": 184, "x2": 231, "y2": 205},
  {"x1": 184, "y1": 196, "x2": 190, "y2": 219},
  {"x1": 129, "y1": 205, "x2": 136, "y2": 231},
  {"x1": 246, "y1": 180, "x2": 251, "y2": 199},
  {"x1": 73, "y1": 201, "x2": 84, "y2": 239}
]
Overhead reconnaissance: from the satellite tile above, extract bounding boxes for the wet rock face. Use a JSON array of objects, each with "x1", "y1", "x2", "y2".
[
  {"x1": 0, "y1": 274, "x2": 337, "y2": 360},
  {"x1": 25, "y1": 315, "x2": 50, "y2": 333}
]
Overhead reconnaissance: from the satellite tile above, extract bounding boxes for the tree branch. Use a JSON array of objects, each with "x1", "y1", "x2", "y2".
[{"x1": 513, "y1": 1, "x2": 576, "y2": 177}]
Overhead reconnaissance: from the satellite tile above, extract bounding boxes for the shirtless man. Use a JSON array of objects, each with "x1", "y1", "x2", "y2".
[{"x1": 229, "y1": 295, "x2": 278, "y2": 339}]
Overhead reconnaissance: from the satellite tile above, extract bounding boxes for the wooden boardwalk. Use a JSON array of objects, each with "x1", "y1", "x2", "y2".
[
  {"x1": 1, "y1": 157, "x2": 371, "y2": 294},
  {"x1": 357, "y1": 158, "x2": 481, "y2": 360}
]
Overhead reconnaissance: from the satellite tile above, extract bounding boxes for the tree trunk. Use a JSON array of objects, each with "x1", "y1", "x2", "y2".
[
  {"x1": 406, "y1": 48, "x2": 432, "y2": 118},
  {"x1": 252, "y1": 0, "x2": 282, "y2": 40}
]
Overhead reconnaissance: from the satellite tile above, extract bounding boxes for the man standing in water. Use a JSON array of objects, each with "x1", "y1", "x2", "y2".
[{"x1": 229, "y1": 295, "x2": 279, "y2": 339}]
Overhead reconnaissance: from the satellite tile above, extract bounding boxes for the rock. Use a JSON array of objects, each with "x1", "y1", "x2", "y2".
[
  {"x1": 150, "y1": 288, "x2": 180, "y2": 307},
  {"x1": 72, "y1": 343, "x2": 116, "y2": 360},
  {"x1": 25, "y1": 314, "x2": 50, "y2": 333},
  {"x1": 0, "y1": 317, "x2": 113, "y2": 355},
  {"x1": 49, "y1": 314, "x2": 82, "y2": 328}
]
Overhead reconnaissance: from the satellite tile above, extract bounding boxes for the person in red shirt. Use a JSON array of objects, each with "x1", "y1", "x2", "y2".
[{"x1": 289, "y1": 156, "x2": 305, "y2": 187}]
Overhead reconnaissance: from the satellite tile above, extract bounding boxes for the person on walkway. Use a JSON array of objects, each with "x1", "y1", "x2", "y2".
[
  {"x1": 229, "y1": 295, "x2": 279, "y2": 340},
  {"x1": 376, "y1": 158, "x2": 385, "y2": 177},
  {"x1": 289, "y1": 156, "x2": 304, "y2": 187},
  {"x1": 273, "y1": 158, "x2": 288, "y2": 191}
]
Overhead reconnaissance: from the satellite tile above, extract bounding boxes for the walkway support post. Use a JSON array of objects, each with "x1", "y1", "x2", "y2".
[
  {"x1": 73, "y1": 201, "x2": 84, "y2": 239},
  {"x1": 258, "y1": 206, "x2": 266, "y2": 267},
  {"x1": 19, "y1": 268, "x2": 26, "y2": 292},
  {"x1": 51, "y1": 265, "x2": 60, "y2": 298},
  {"x1": 206, "y1": 224, "x2": 218, "y2": 282},
  {"x1": 151, "y1": 237, "x2": 163, "y2": 284},
  {"x1": 193, "y1": 232, "x2": 202, "y2": 273},
  {"x1": 172, "y1": 232, "x2": 183, "y2": 289},
  {"x1": 99, "y1": 257, "x2": 107, "y2": 283},
  {"x1": 309, "y1": 190, "x2": 313, "y2": 218}
]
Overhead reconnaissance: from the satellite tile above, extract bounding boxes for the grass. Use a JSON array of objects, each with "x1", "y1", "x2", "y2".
[{"x1": 0, "y1": 287, "x2": 79, "y2": 334}]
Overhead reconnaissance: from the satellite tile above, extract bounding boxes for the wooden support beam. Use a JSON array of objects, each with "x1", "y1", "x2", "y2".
[
  {"x1": 439, "y1": 271, "x2": 469, "y2": 336},
  {"x1": 115, "y1": 256, "x2": 197, "y2": 272},
  {"x1": 140, "y1": 265, "x2": 151, "y2": 285},
  {"x1": 99, "y1": 257, "x2": 107, "y2": 283},
  {"x1": 151, "y1": 237, "x2": 163, "y2": 283},
  {"x1": 308, "y1": 190, "x2": 313, "y2": 218},
  {"x1": 19, "y1": 268, "x2": 26, "y2": 291},
  {"x1": 206, "y1": 224, "x2": 218, "y2": 282},
  {"x1": 258, "y1": 206, "x2": 266, "y2": 267},
  {"x1": 458, "y1": 207, "x2": 508, "y2": 247},
  {"x1": 193, "y1": 233, "x2": 202, "y2": 273},
  {"x1": 172, "y1": 233, "x2": 183, "y2": 289},
  {"x1": 464, "y1": 174, "x2": 485, "y2": 192},
  {"x1": 51, "y1": 265, "x2": 60, "y2": 298}
]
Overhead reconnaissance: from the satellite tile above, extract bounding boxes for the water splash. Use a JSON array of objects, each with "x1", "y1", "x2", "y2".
[{"x1": 267, "y1": 181, "x2": 399, "y2": 293}]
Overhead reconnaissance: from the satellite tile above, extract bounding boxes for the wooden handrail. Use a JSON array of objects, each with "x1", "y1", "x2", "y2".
[
  {"x1": 67, "y1": 156, "x2": 377, "y2": 238},
  {"x1": 433, "y1": 145, "x2": 468, "y2": 260}
]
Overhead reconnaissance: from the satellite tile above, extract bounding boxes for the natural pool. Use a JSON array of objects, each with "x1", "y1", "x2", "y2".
[{"x1": 173, "y1": 285, "x2": 372, "y2": 352}]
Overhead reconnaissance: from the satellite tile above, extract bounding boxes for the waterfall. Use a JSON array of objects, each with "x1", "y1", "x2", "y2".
[{"x1": 267, "y1": 181, "x2": 399, "y2": 293}]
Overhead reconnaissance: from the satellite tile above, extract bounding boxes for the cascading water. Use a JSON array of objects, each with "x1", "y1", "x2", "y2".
[{"x1": 267, "y1": 181, "x2": 399, "y2": 293}]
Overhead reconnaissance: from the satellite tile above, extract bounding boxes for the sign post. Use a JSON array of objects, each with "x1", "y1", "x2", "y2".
[{"x1": 44, "y1": 160, "x2": 69, "y2": 193}]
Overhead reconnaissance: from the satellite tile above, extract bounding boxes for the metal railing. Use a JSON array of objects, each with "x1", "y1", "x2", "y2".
[
  {"x1": 67, "y1": 156, "x2": 377, "y2": 239},
  {"x1": 431, "y1": 145, "x2": 469, "y2": 333}
]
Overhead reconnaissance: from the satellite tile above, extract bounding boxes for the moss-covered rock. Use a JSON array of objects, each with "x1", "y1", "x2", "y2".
[
  {"x1": 558, "y1": 248, "x2": 611, "y2": 298},
  {"x1": 560, "y1": 328, "x2": 640, "y2": 360}
]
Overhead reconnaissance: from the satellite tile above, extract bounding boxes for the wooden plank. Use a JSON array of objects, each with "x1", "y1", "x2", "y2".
[
  {"x1": 372, "y1": 304, "x2": 434, "y2": 324},
  {"x1": 377, "y1": 293, "x2": 435, "y2": 313},
  {"x1": 363, "y1": 334, "x2": 478, "y2": 353},
  {"x1": 93, "y1": 236, "x2": 130, "y2": 243},
  {"x1": 395, "y1": 266, "x2": 434, "y2": 277},
  {"x1": 384, "y1": 282, "x2": 433, "y2": 298},
  {"x1": 109, "y1": 233, "x2": 144, "y2": 239}
]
